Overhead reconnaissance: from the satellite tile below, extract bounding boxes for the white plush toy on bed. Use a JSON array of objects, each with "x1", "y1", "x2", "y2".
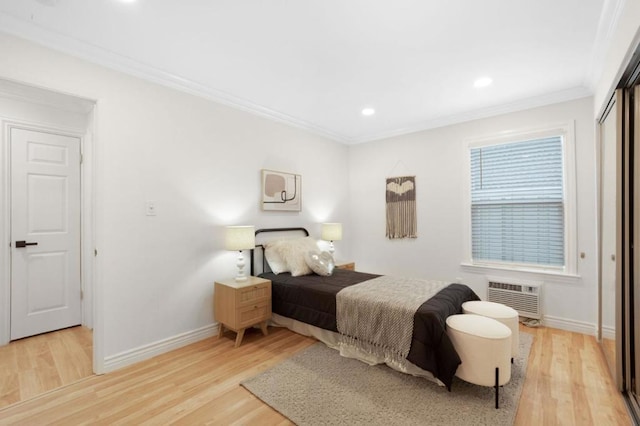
[{"x1": 305, "y1": 251, "x2": 335, "y2": 276}]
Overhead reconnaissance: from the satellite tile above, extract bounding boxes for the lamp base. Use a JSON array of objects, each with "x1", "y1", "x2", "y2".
[
  {"x1": 328, "y1": 241, "x2": 335, "y2": 255},
  {"x1": 235, "y1": 251, "x2": 247, "y2": 282}
]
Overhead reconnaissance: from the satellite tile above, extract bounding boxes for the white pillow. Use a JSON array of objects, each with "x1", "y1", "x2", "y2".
[
  {"x1": 276, "y1": 237, "x2": 319, "y2": 277},
  {"x1": 305, "y1": 251, "x2": 335, "y2": 276},
  {"x1": 264, "y1": 240, "x2": 289, "y2": 274}
]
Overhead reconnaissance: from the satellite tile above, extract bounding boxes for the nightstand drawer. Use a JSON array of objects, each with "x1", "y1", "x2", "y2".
[
  {"x1": 237, "y1": 282, "x2": 271, "y2": 307},
  {"x1": 237, "y1": 301, "x2": 271, "y2": 328}
]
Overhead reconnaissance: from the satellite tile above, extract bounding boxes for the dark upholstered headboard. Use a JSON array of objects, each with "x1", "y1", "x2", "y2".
[{"x1": 250, "y1": 227, "x2": 310, "y2": 276}]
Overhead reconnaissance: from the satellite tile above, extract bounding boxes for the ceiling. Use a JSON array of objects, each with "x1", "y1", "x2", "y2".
[{"x1": 0, "y1": 0, "x2": 619, "y2": 143}]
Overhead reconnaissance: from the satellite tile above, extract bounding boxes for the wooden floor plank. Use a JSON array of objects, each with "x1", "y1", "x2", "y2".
[
  {"x1": 0, "y1": 326, "x2": 93, "y2": 410},
  {"x1": 514, "y1": 326, "x2": 630, "y2": 426},
  {"x1": 0, "y1": 325, "x2": 631, "y2": 425}
]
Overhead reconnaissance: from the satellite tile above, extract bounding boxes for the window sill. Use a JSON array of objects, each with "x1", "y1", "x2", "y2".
[{"x1": 460, "y1": 262, "x2": 581, "y2": 285}]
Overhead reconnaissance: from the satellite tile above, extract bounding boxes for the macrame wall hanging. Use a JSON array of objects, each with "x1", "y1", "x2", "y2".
[{"x1": 386, "y1": 176, "x2": 417, "y2": 239}]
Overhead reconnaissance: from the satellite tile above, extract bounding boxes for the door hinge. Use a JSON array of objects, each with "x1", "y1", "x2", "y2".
[
  {"x1": 81, "y1": 289, "x2": 84, "y2": 300},
  {"x1": 94, "y1": 249, "x2": 98, "y2": 256},
  {"x1": 80, "y1": 153, "x2": 84, "y2": 164}
]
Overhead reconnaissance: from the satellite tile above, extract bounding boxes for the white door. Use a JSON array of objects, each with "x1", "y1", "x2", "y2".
[{"x1": 10, "y1": 127, "x2": 82, "y2": 340}]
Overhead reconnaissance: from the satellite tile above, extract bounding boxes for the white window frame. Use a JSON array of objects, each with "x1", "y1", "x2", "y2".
[{"x1": 461, "y1": 122, "x2": 578, "y2": 279}]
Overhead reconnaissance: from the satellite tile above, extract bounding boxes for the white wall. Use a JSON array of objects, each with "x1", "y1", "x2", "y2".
[
  {"x1": 348, "y1": 97, "x2": 597, "y2": 333},
  {"x1": 0, "y1": 32, "x2": 350, "y2": 367}
]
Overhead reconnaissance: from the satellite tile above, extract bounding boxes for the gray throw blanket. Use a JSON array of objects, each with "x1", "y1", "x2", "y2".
[{"x1": 336, "y1": 276, "x2": 449, "y2": 363}]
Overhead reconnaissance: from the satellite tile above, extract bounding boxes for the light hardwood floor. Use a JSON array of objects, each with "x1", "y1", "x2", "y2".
[
  {"x1": 514, "y1": 326, "x2": 629, "y2": 425},
  {"x1": 0, "y1": 325, "x2": 631, "y2": 425},
  {"x1": 0, "y1": 326, "x2": 93, "y2": 409}
]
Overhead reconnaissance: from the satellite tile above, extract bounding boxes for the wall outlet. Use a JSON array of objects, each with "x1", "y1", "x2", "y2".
[{"x1": 145, "y1": 201, "x2": 157, "y2": 216}]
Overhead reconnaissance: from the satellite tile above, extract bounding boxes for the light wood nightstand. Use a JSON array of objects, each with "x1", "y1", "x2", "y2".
[
  {"x1": 214, "y1": 276, "x2": 271, "y2": 347},
  {"x1": 335, "y1": 261, "x2": 355, "y2": 271}
]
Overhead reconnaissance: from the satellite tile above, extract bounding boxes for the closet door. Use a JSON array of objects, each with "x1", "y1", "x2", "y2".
[
  {"x1": 621, "y1": 82, "x2": 640, "y2": 418},
  {"x1": 605, "y1": 40, "x2": 640, "y2": 422},
  {"x1": 633, "y1": 84, "x2": 640, "y2": 402},
  {"x1": 599, "y1": 89, "x2": 622, "y2": 387}
]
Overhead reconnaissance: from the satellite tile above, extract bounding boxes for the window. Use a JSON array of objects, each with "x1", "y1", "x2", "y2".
[{"x1": 466, "y1": 126, "x2": 576, "y2": 274}]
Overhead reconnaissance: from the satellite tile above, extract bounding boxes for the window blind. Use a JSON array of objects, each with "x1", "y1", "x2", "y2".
[{"x1": 470, "y1": 136, "x2": 564, "y2": 267}]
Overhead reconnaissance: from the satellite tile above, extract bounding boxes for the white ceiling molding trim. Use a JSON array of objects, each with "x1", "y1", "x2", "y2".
[
  {"x1": 0, "y1": 13, "x2": 350, "y2": 143},
  {"x1": 350, "y1": 87, "x2": 593, "y2": 144},
  {"x1": 0, "y1": 2, "x2": 610, "y2": 145},
  {"x1": 584, "y1": 0, "x2": 626, "y2": 90},
  {"x1": 0, "y1": 77, "x2": 95, "y2": 114}
]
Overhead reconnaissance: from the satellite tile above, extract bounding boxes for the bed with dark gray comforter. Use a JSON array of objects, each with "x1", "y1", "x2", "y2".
[{"x1": 259, "y1": 268, "x2": 480, "y2": 390}]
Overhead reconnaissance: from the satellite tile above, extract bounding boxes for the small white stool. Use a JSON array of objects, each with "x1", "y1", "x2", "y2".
[
  {"x1": 462, "y1": 300, "x2": 519, "y2": 360},
  {"x1": 446, "y1": 314, "x2": 512, "y2": 408}
]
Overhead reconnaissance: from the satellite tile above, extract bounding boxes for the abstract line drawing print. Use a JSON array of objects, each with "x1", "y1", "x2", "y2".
[{"x1": 261, "y1": 169, "x2": 302, "y2": 211}]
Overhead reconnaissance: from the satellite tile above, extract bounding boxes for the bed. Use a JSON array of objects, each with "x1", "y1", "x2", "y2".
[{"x1": 250, "y1": 227, "x2": 480, "y2": 390}]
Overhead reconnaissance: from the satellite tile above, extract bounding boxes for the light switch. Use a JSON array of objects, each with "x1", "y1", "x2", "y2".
[{"x1": 145, "y1": 201, "x2": 157, "y2": 216}]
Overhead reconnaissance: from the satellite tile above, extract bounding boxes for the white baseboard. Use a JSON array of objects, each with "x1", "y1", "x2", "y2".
[
  {"x1": 601, "y1": 325, "x2": 616, "y2": 340},
  {"x1": 103, "y1": 323, "x2": 219, "y2": 373},
  {"x1": 100, "y1": 315, "x2": 599, "y2": 373},
  {"x1": 542, "y1": 315, "x2": 597, "y2": 336}
]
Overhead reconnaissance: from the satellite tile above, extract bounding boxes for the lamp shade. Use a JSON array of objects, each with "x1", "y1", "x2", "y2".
[
  {"x1": 321, "y1": 223, "x2": 342, "y2": 241},
  {"x1": 225, "y1": 226, "x2": 255, "y2": 251}
]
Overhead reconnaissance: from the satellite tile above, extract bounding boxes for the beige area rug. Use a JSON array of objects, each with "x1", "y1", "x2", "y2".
[{"x1": 241, "y1": 332, "x2": 533, "y2": 426}]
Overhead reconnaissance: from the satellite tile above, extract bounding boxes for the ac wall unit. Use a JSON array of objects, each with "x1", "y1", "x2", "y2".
[{"x1": 487, "y1": 278, "x2": 542, "y2": 319}]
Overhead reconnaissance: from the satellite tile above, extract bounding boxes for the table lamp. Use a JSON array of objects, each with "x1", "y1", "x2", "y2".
[
  {"x1": 225, "y1": 225, "x2": 255, "y2": 281},
  {"x1": 321, "y1": 223, "x2": 342, "y2": 254}
]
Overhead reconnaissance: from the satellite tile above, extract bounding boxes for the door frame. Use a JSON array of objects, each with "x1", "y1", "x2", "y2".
[{"x1": 0, "y1": 115, "x2": 99, "y2": 370}]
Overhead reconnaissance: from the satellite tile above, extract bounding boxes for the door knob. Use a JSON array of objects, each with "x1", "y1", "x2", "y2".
[{"x1": 15, "y1": 241, "x2": 38, "y2": 248}]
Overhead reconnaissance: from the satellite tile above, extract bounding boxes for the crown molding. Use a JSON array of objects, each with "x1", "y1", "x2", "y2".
[
  {"x1": 0, "y1": 11, "x2": 598, "y2": 146},
  {"x1": 0, "y1": 77, "x2": 95, "y2": 113},
  {"x1": 583, "y1": 0, "x2": 626, "y2": 90},
  {"x1": 350, "y1": 87, "x2": 593, "y2": 144},
  {"x1": 0, "y1": 13, "x2": 350, "y2": 143}
]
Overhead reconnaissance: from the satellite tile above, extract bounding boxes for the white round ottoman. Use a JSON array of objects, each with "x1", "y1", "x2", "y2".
[
  {"x1": 446, "y1": 314, "x2": 512, "y2": 408},
  {"x1": 462, "y1": 300, "x2": 519, "y2": 360}
]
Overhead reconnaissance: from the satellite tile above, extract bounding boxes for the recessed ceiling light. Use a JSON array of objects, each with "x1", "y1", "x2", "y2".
[
  {"x1": 362, "y1": 107, "x2": 375, "y2": 116},
  {"x1": 474, "y1": 77, "x2": 493, "y2": 88}
]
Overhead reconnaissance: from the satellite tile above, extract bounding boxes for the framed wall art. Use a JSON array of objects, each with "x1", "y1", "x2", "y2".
[{"x1": 261, "y1": 169, "x2": 302, "y2": 211}]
